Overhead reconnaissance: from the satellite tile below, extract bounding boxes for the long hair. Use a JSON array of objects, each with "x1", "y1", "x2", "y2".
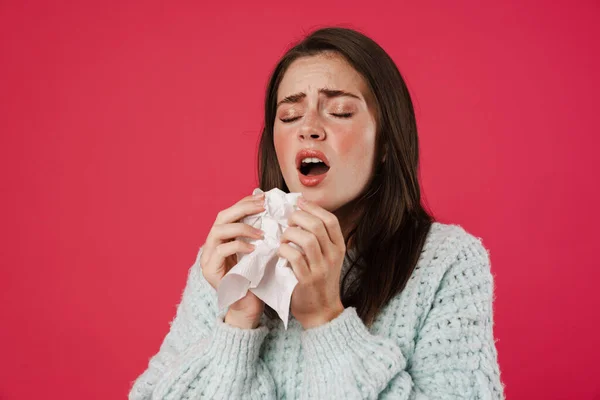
[{"x1": 257, "y1": 27, "x2": 434, "y2": 326}]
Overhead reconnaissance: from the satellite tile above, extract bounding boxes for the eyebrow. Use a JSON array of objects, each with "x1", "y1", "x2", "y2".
[{"x1": 276, "y1": 88, "x2": 361, "y2": 109}]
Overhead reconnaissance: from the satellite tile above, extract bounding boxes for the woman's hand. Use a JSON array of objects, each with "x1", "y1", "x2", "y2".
[
  {"x1": 200, "y1": 192, "x2": 266, "y2": 329},
  {"x1": 278, "y1": 197, "x2": 346, "y2": 329}
]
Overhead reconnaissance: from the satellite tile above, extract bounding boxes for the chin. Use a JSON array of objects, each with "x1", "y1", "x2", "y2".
[
  {"x1": 286, "y1": 184, "x2": 326, "y2": 209},
  {"x1": 302, "y1": 192, "x2": 343, "y2": 213},
  {"x1": 286, "y1": 179, "x2": 351, "y2": 213}
]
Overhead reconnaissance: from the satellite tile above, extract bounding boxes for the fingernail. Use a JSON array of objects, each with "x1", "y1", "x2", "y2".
[
  {"x1": 298, "y1": 197, "x2": 306, "y2": 205},
  {"x1": 253, "y1": 192, "x2": 265, "y2": 198}
]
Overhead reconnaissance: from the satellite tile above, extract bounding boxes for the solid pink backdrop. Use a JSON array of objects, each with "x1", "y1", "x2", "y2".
[{"x1": 1, "y1": 1, "x2": 599, "y2": 399}]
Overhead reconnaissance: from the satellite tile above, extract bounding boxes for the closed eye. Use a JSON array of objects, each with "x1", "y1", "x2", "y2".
[
  {"x1": 279, "y1": 113, "x2": 354, "y2": 123},
  {"x1": 280, "y1": 116, "x2": 301, "y2": 123},
  {"x1": 331, "y1": 112, "x2": 353, "y2": 118}
]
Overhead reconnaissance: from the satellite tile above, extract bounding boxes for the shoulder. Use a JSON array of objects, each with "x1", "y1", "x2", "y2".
[
  {"x1": 424, "y1": 222, "x2": 489, "y2": 259},
  {"x1": 370, "y1": 222, "x2": 495, "y2": 343},
  {"x1": 419, "y1": 222, "x2": 491, "y2": 276},
  {"x1": 415, "y1": 222, "x2": 495, "y2": 307}
]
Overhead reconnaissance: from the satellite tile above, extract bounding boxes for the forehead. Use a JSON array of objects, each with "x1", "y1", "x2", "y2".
[{"x1": 277, "y1": 53, "x2": 369, "y2": 100}]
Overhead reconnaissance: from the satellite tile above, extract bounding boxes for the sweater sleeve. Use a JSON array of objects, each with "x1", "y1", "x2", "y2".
[
  {"x1": 128, "y1": 247, "x2": 276, "y2": 400},
  {"x1": 300, "y1": 239, "x2": 504, "y2": 400}
]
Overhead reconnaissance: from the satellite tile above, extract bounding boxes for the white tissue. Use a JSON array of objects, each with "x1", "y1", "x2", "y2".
[{"x1": 217, "y1": 187, "x2": 302, "y2": 329}]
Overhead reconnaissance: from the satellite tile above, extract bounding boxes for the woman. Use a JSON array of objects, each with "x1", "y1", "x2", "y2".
[{"x1": 129, "y1": 27, "x2": 504, "y2": 399}]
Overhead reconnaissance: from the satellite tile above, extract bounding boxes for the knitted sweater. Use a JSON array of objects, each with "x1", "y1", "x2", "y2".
[{"x1": 129, "y1": 222, "x2": 504, "y2": 399}]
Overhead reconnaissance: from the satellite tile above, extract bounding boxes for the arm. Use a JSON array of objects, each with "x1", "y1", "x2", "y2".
[
  {"x1": 300, "y1": 239, "x2": 504, "y2": 400},
  {"x1": 128, "y1": 247, "x2": 276, "y2": 400}
]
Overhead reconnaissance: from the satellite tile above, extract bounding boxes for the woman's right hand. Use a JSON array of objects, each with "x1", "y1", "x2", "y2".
[{"x1": 200, "y1": 192, "x2": 266, "y2": 329}]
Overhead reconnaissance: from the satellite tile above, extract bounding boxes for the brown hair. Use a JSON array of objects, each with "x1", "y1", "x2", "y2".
[{"x1": 258, "y1": 27, "x2": 434, "y2": 326}]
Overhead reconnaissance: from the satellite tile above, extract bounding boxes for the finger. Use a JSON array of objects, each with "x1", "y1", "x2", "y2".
[
  {"x1": 278, "y1": 242, "x2": 310, "y2": 281},
  {"x1": 287, "y1": 210, "x2": 332, "y2": 257},
  {"x1": 280, "y1": 226, "x2": 323, "y2": 269},
  {"x1": 297, "y1": 198, "x2": 345, "y2": 247},
  {"x1": 206, "y1": 223, "x2": 264, "y2": 248},
  {"x1": 237, "y1": 192, "x2": 266, "y2": 206},
  {"x1": 214, "y1": 196, "x2": 265, "y2": 225},
  {"x1": 206, "y1": 240, "x2": 255, "y2": 275}
]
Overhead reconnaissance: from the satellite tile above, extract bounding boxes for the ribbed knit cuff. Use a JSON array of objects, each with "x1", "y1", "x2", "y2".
[
  {"x1": 302, "y1": 308, "x2": 369, "y2": 359},
  {"x1": 301, "y1": 307, "x2": 405, "y2": 388},
  {"x1": 152, "y1": 317, "x2": 273, "y2": 399},
  {"x1": 206, "y1": 315, "x2": 269, "y2": 367}
]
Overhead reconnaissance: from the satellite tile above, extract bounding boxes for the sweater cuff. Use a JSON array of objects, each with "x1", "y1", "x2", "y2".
[
  {"x1": 205, "y1": 314, "x2": 269, "y2": 367},
  {"x1": 153, "y1": 315, "x2": 273, "y2": 398},
  {"x1": 301, "y1": 307, "x2": 406, "y2": 372}
]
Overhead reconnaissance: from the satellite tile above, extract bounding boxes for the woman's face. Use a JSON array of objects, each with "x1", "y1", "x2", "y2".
[{"x1": 273, "y1": 53, "x2": 378, "y2": 214}]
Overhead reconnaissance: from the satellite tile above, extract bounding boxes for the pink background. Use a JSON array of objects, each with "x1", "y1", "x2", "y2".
[{"x1": 1, "y1": 1, "x2": 599, "y2": 399}]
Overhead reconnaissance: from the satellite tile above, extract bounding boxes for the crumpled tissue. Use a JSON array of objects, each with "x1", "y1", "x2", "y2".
[{"x1": 217, "y1": 187, "x2": 302, "y2": 329}]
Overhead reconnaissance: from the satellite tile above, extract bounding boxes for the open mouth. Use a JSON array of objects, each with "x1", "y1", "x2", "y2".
[{"x1": 299, "y1": 158, "x2": 331, "y2": 176}]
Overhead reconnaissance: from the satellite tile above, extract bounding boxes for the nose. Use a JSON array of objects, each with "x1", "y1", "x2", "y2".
[{"x1": 297, "y1": 112, "x2": 326, "y2": 141}]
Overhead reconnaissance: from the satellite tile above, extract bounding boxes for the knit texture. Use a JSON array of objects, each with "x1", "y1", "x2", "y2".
[{"x1": 129, "y1": 222, "x2": 505, "y2": 399}]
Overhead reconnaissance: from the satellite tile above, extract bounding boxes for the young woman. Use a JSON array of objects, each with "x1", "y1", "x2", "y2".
[{"x1": 129, "y1": 27, "x2": 504, "y2": 399}]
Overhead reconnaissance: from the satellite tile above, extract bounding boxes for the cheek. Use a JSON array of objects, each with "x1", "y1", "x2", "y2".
[
  {"x1": 336, "y1": 126, "x2": 376, "y2": 168},
  {"x1": 273, "y1": 131, "x2": 293, "y2": 170},
  {"x1": 336, "y1": 133, "x2": 357, "y2": 155}
]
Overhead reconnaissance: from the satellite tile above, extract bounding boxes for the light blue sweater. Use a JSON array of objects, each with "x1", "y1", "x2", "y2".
[{"x1": 129, "y1": 223, "x2": 504, "y2": 399}]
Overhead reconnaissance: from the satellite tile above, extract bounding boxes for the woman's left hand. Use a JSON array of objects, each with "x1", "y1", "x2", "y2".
[{"x1": 278, "y1": 197, "x2": 346, "y2": 329}]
